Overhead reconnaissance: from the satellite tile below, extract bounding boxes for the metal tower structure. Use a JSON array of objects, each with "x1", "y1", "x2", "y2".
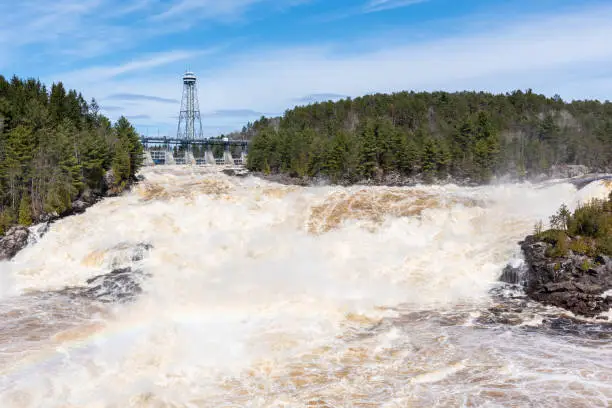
[{"x1": 176, "y1": 71, "x2": 203, "y2": 142}]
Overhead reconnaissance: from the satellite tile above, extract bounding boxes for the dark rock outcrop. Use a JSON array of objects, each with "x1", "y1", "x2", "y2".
[
  {"x1": 27, "y1": 222, "x2": 51, "y2": 246},
  {"x1": 106, "y1": 242, "x2": 153, "y2": 269},
  {"x1": 59, "y1": 267, "x2": 151, "y2": 303},
  {"x1": 103, "y1": 169, "x2": 117, "y2": 193},
  {"x1": 58, "y1": 242, "x2": 153, "y2": 303},
  {"x1": 499, "y1": 261, "x2": 527, "y2": 285},
  {"x1": 0, "y1": 226, "x2": 30, "y2": 261},
  {"x1": 549, "y1": 164, "x2": 589, "y2": 179},
  {"x1": 250, "y1": 170, "x2": 481, "y2": 188},
  {"x1": 64, "y1": 189, "x2": 103, "y2": 216},
  {"x1": 222, "y1": 168, "x2": 249, "y2": 178},
  {"x1": 0, "y1": 175, "x2": 142, "y2": 261},
  {"x1": 519, "y1": 235, "x2": 612, "y2": 317}
]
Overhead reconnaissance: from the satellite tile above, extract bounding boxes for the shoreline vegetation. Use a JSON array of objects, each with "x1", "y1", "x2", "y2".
[
  {"x1": 247, "y1": 164, "x2": 599, "y2": 188},
  {"x1": 242, "y1": 90, "x2": 611, "y2": 185},
  {"x1": 0, "y1": 75, "x2": 143, "y2": 242}
]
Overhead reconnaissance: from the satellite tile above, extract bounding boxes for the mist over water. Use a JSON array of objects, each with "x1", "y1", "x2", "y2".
[{"x1": 0, "y1": 166, "x2": 611, "y2": 407}]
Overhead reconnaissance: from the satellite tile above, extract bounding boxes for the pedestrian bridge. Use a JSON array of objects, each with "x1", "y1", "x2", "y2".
[{"x1": 141, "y1": 137, "x2": 248, "y2": 166}]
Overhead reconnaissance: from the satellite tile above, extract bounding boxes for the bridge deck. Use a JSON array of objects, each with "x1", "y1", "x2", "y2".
[{"x1": 141, "y1": 137, "x2": 248, "y2": 147}]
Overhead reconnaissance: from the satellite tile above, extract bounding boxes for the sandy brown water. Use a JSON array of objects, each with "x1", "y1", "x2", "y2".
[{"x1": 0, "y1": 166, "x2": 610, "y2": 407}]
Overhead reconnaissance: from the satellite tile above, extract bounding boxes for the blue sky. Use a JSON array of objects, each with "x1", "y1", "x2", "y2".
[{"x1": 1, "y1": 0, "x2": 611, "y2": 136}]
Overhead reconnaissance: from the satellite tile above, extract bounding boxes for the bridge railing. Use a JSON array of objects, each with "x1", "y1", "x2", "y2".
[{"x1": 141, "y1": 136, "x2": 248, "y2": 166}]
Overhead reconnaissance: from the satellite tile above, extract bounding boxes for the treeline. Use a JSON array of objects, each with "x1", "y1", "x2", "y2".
[
  {"x1": 0, "y1": 75, "x2": 143, "y2": 234},
  {"x1": 245, "y1": 90, "x2": 612, "y2": 183}
]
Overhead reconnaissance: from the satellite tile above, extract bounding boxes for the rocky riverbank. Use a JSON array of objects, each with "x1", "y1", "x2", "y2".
[
  {"x1": 0, "y1": 171, "x2": 140, "y2": 262},
  {"x1": 249, "y1": 164, "x2": 600, "y2": 188},
  {"x1": 250, "y1": 171, "x2": 481, "y2": 188},
  {"x1": 518, "y1": 235, "x2": 612, "y2": 318}
]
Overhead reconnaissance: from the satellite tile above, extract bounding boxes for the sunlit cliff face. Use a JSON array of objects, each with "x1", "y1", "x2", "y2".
[{"x1": 0, "y1": 166, "x2": 610, "y2": 407}]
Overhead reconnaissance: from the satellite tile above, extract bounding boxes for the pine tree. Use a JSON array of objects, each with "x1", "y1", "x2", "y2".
[
  {"x1": 325, "y1": 131, "x2": 350, "y2": 182},
  {"x1": 18, "y1": 193, "x2": 32, "y2": 226},
  {"x1": 421, "y1": 138, "x2": 439, "y2": 175},
  {"x1": 246, "y1": 128, "x2": 272, "y2": 171},
  {"x1": 114, "y1": 116, "x2": 143, "y2": 179},
  {"x1": 375, "y1": 118, "x2": 397, "y2": 173},
  {"x1": 111, "y1": 137, "x2": 131, "y2": 188},
  {"x1": 0, "y1": 76, "x2": 142, "y2": 235},
  {"x1": 0, "y1": 209, "x2": 14, "y2": 235},
  {"x1": 357, "y1": 120, "x2": 378, "y2": 179}
]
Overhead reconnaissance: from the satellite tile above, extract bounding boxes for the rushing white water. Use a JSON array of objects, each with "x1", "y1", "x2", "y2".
[{"x1": 0, "y1": 167, "x2": 611, "y2": 407}]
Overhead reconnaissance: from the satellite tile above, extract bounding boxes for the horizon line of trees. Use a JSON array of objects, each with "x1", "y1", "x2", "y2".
[
  {"x1": 243, "y1": 90, "x2": 612, "y2": 183},
  {"x1": 0, "y1": 75, "x2": 143, "y2": 235}
]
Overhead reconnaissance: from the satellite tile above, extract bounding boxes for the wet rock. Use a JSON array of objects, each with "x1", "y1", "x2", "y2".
[
  {"x1": 130, "y1": 243, "x2": 153, "y2": 262},
  {"x1": 60, "y1": 267, "x2": 151, "y2": 303},
  {"x1": 71, "y1": 199, "x2": 89, "y2": 214},
  {"x1": 0, "y1": 226, "x2": 30, "y2": 261},
  {"x1": 57, "y1": 242, "x2": 153, "y2": 303},
  {"x1": 105, "y1": 242, "x2": 153, "y2": 269},
  {"x1": 520, "y1": 235, "x2": 612, "y2": 317},
  {"x1": 549, "y1": 164, "x2": 589, "y2": 179},
  {"x1": 37, "y1": 213, "x2": 57, "y2": 223},
  {"x1": 482, "y1": 286, "x2": 612, "y2": 338},
  {"x1": 27, "y1": 222, "x2": 51, "y2": 246},
  {"x1": 252, "y1": 172, "x2": 313, "y2": 186},
  {"x1": 539, "y1": 317, "x2": 612, "y2": 339},
  {"x1": 595, "y1": 255, "x2": 610, "y2": 266},
  {"x1": 222, "y1": 168, "x2": 249, "y2": 178},
  {"x1": 103, "y1": 168, "x2": 116, "y2": 193},
  {"x1": 500, "y1": 264, "x2": 524, "y2": 285},
  {"x1": 570, "y1": 174, "x2": 612, "y2": 190},
  {"x1": 0, "y1": 179, "x2": 138, "y2": 261},
  {"x1": 102, "y1": 169, "x2": 136, "y2": 196},
  {"x1": 65, "y1": 190, "x2": 103, "y2": 217}
]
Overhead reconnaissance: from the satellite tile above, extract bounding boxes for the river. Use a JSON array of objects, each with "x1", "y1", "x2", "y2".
[{"x1": 0, "y1": 166, "x2": 611, "y2": 407}]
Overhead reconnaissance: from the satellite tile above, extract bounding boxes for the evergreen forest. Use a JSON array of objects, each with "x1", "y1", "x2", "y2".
[
  {"x1": 245, "y1": 90, "x2": 612, "y2": 183},
  {"x1": 0, "y1": 75, "x2": 143, "y2": 234}
]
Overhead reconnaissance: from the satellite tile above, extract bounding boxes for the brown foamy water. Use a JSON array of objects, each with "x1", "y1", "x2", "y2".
[{"x1": 0, "y1": 167, "x2": 611, "y2": 407}]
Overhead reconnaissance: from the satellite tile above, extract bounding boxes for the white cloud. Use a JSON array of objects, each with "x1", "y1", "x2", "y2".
[
  {"x1": 151, "y1": 0, "x2": 266, "y2": 22},
  {"x1": 195, "y1": 6, "x2": 612, "y2": 110},
  {"x1": 0, "y1": 0, "x2": 144, "y2": 61},
  {"x1": 316, "y1": 0, "x2": 428, "y2": 21},
  {"x1": 364, "y1": 0, "x2": 430, "y2": 13},
  {"x1": 0, "y1": 0, "x2": 303, "y2": 65},
  {"x1": 48, "y1": 4, "x2": 612, "y2": 136},
  {"x1": 59, "y1": 50, "x2": 206, "y2": 83},
  {"x1": 0, "y1": 0, "x2": 101, "y2": 45}
]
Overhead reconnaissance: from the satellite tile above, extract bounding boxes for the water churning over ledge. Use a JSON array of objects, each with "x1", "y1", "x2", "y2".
[{"x1": 0, "y1": 166, "x2": 611, "y2": 407}]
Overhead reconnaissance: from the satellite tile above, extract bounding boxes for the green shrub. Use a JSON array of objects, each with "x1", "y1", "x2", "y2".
[
  {"x1": 596, "y1": 236, "x2": 612, "y2": 256},
  {"x1": 18, "y1": 194, "x2": 33, "y2": 227},
  {"x1": 534, "y1": 220, "x2": 543, "y2": 236},
  {"x1": 567, "y1": 199, "x2": 611, "y2": 238},
  {"x1": 580, "y1": 259, "x2": 592, "y2": 271},
  {"x1": 542, "y1": 230, "x2": 569, "y2": 258},
  {"x1": 0, "y1": 209, "x2": 15, "y2": 236},
  {"x1": 549, "y1": 204, "x2": 570, "y2": 230},
  {"x1": 569, "y1": 237, "x2": 595, "y2": 256},
  {"x1": 538, "y1": 229, "x2": 567, "y2": 245},
  {"x1": 539, "y1": 195, "x2": 612, "y2": 258}
]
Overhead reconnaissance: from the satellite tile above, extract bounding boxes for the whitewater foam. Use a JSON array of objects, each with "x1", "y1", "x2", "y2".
[{"x1": 0, "y1": 167, "x2": 610, "y2": 407}]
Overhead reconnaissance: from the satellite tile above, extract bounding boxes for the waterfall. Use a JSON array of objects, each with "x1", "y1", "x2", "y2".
[{"x1": 0, "y1": 166, "x2": 610, "y2": 407}]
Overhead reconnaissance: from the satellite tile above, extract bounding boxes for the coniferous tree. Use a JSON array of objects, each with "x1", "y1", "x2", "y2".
[
  {"x1": 357, "y1": 120, "x2": 378, "y2": 179},
  {"x1": 0, "y1": 76, "x2": 142, "y2": 235},
  {"x1": 18, "y1": 193, "x2": 32, "y2": 226},
  {"x1": 243, "y1": 89, "x2": 610, "y2": 183}
]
